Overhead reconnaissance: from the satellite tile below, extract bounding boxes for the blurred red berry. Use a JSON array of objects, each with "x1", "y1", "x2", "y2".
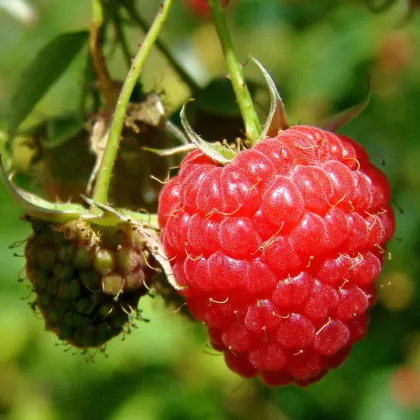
[{"x1": 186, "y1": 0, "x2": 232, "y2": 19}]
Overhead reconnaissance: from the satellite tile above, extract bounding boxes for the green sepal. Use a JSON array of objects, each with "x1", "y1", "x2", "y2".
[
  {"x1": 251, "y1": 57, "x2": 289, "y2": 139},
  {"x1": 143, "y1": 144, "x2": 196, "y2": 157},
  {"x1": 80, "y1": 196, "x2": 158, "y2": 228},
  {"x1": 323, "y1": 86, "x2": 372, "y2": 132},
  {"x1": 180, "y1": 101, "x2": 236, "y2": 165},
  {"x1": 81, "y1": 196, "x2": 183, "y2": 290}
]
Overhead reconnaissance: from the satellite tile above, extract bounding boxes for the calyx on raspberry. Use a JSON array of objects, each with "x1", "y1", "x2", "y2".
[{"x1": 158, "y1": 60, "x2": 395, "y2": 387}]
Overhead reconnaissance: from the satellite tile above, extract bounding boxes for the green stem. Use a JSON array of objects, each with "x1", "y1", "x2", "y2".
[
  {"x1": 91, "y1": 0, "x2": 103, "y2": 27},
  {"x1": 123, "y1": 2, "x2": 201, "y2": 93},
  {"x1": 208, "y1": 0, "x2": 261, "y2": 144},
  {"x1": 91, "y1": 0, "x2": 175, "y2": 205}
]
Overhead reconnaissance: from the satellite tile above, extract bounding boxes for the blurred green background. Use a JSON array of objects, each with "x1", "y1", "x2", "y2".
[{"x1": 1, "y1": 0, "x2": 420, "y2": 419}]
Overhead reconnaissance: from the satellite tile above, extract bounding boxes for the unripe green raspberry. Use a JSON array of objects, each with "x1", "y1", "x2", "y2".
[{"x1": 25, "y1": 219, "x2": 155, "y2": 348}]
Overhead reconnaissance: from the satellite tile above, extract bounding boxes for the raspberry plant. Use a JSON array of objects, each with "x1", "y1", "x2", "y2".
[{"x1": 1, "y1": 0, "x2": 398, "y2": 391}]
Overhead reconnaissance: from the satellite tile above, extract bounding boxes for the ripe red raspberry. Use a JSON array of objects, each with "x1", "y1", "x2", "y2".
[{"x1": 158, "y1": 125, "x2": 395, "y2": 387}]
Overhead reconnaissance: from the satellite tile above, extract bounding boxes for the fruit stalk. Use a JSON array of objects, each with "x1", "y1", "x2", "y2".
[
  {"x1": 91, "y1": 0, "x2": 175, "y2": 206},
  {"x1": 207, "y1": 0, "x2": 261, "y2": 144}
]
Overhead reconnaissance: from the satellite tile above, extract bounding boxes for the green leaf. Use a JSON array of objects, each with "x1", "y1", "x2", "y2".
[{"x1": 8, "y1": 30, "x2": 89, "y2": 142}]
